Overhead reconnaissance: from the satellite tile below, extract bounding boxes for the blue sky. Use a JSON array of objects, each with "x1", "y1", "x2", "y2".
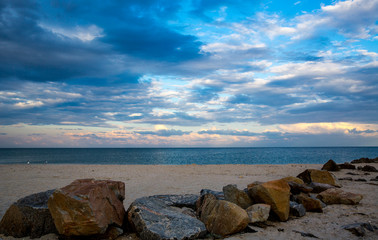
[{"x1": 0, "y1": 0, "x2": 377, "y2": 147}]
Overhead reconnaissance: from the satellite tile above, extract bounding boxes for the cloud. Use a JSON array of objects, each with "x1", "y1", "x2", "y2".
[
  {"x1": 198, "y1": 129, "x2": 258, "y2": 136},
  {"x1": 135, "y1": 129, "x2": 191, "y2": 137}
]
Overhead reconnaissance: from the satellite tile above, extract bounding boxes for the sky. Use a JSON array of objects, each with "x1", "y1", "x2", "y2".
[{"x1": 0, "y1": 0, "x2": 377, "y2": 147}]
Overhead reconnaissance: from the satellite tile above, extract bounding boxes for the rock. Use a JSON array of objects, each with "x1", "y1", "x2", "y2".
[
  {"x1": 357, "y1": 165, "x2": 378, "y2": 172},
  {"x1": 290, "y1": 201, "x2": 306, "y2": 217},
  {"x1": 321, "y1": 159, "x2": 340, "y2": 171},
  {"x1": 48, "y1": 179, "x2": 125, "y2": 236},
  {"x1": 197, "y1": 194, "x2": 249, "y2": 237},
  {"x1": 351, "y1": 157, "x2": 378, "y2": 164},
  {"x1": 246, "y1": 204, "x2": 270, "y2": 223},
  {"x1": 287, "y1": 181, "x2": 313, "y2": 195},
  {"x1": 342, "y1": 222, "x2": 376, "y2": 237},
  {"x1": 317, "y1": 188, "x2": 363, "y2": 205},
  {"x1": 338, "y1": 162, "x2": 356, "y2": 169},
  {"x1": 149, "y1": 194, "x2": 199, "y2": 210},
  {"x1": 338, "y1": 177, "x2": 353, "y2": 181},
  {"x1": 248, "y1": 179, "x2": 290, "y2": 221},
  {"x1": 223, "y1": 184, "x2": 253, "y2": 209},
  {"x1": 346, "y1": 172, "x2": 359, "y2": 175},
  {"x1": 292, "y1": 230, "x2": 320, "y2": 238},
  {"x1": 0, "y1": 190, "x2": 57, "y2": 238},
  {"x1": 281, "y1": 176, "x2": 304, "y2": 185},
  {"x1": 247, "y1": 181, "x2": 263, "y2": 189},
  {"x1": 355, "y1": 178, "x2": 367, "y2": 182},
  {"x1": 308, "y1": 182, "x2": 337, "y2": 193},
  {"x1": 297, "y1": 169, "x2": 341, "y2": 187},
  {"x1": 371, "y1": 176, "x2": 378, "y2": 181},
  {"x1": 294, "y1": 193, "x2": 323, "y2": 212},
  {"x1": 200, "y1": 189, "x2": 224, "y2": 200},
  {"x1": 128, "y1": 197, "x2": 206, "y2": 240}
]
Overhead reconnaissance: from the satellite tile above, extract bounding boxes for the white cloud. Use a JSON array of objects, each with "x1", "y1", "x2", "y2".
[{"x1": 39, "y1": 23, "x2": 104, "y2": 42}]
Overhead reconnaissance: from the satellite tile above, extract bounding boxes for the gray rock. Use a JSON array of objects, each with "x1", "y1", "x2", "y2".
[
  {"x1": 127, "y1": 197, "x2": 206, "y2": 240},
  {"x1": 357, "y1": 165, "x2": 378, "y2": 172},
  {"x1": 351, "y1": 157, "x2": 378, "y2": 164},
  {"x1": 246, "y1": 204, "x2": 270, "y2": 223},
  {"x1": 149, "y1": 194, "x2": 199, "y2": 210},
  {"x1": 290, "y1": 201, "x2": 306, "y2": 217},
  {"x1": 0, "y1": 190, "x2": 57, "y2": 238},
  {"x1": 223, "y1": 184, "x2": 253, "y2": 209},
  {"x1": 287, "y1": 181, "x2": 313, "y2": 195},
  {"x1": 308, "y1": 182, "x2": 336, "y2": 193},
  {"x1": 342, "y1": 222, "x2": 376, "y2": 237},
  {"x1": 200, "y1": 189, "x2": 224, "y2": 200}
]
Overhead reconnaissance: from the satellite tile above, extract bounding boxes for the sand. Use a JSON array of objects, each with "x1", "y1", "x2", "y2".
[{"x1": 0, "y1": 163, "x2": 377, "y2": 239}]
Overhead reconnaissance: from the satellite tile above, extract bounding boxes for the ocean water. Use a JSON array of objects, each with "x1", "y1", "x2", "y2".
[{"x1": 0, "y1": 147, "x2": 377, "y2": 165}]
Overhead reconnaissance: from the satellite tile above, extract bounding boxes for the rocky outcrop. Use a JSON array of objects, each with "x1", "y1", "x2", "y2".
[
  {"x1": 297, "y1": 169, "x2": 341, "y2": 187},
  {"x1": 48, "y1": 179, "x2": 125, "y2": 236},
  {"x1": 246, "y1": 204, "x2": 270, "y2": 223},
  {"x1": 321, "y1": 159, "x2": 340, "y2": 171},
  {"x1": 197, "y1": 194, "x2": 249, "y2": 237},
  {"x1": 127, "y1": 197, "x2": 206, "y2": 240},
  {"x1": 317, "y1": 188, "x2": 363, "y2": 205},
  {"x1": 248, "y1": 179, "x2": 290, "y2": 221},
  {"x1": 0, "y1": 190, "x2": 57, "y2": 238},
  {"x1": 351, "y1": 157, "x2": 378, "y2": 164},
  {"x1": 223, "y1": 184, "x2": 253, "y2": 209}
]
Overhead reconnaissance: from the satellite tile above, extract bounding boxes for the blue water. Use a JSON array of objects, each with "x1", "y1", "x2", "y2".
[{"x1": 0, "y1": 147, "x2": 377, "y2": 165}]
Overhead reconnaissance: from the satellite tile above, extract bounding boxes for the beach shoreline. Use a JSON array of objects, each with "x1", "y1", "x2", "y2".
[{"x1": 1, "y1": 163, "x2": 377, "y2": 239}]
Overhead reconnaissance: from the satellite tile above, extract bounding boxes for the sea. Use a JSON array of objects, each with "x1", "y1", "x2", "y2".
[{"x1": 0, "y1": 147, "x2": 377, "y2": 165}]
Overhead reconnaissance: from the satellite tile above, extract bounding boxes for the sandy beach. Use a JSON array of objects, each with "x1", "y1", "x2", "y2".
[{"x1": 0, "y1": 163, "x2": 377, "y2": 239}]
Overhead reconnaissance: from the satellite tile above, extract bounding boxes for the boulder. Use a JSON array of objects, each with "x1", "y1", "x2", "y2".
[
  {"x1": 289, "y1": 201, "x2": 306, "y2": 217},
  {"x1": 127, "y1": 197, "x2": 206, "y2": 240},
  {"x1": 297, "y1": 169, "x2": 341, "y2": 187},
  {"x1": 48, "y1": 179, "x2": 125, "y2": 236},
  {"x1": 321, "y1": 159, "x2": 340, "y2": 171},
  {"x1": 294, "y1": 193, "x2": 323, "y2": 212},
  {"x1": 308, "y1": 182, "x2": 337, "y2": 193},
  {"x1": 357, "y1": 165, "x2": 378, "y2": 172},
  {"x1": 317, "y1": 188, "x2": 363, "y2": 205},
  {"x1": 0, "y1": 190, "x2": 57, "y2": 238},
  {"x1": 287, "y1": 181, "x2": 313, "y2": 195},
  {"x1": 200, "y1": 189, "x2": 224, "y2": 200},
  {"x1": 248, "y1": 179, "x2": 290, "y2": 221},
  {"x1": 351, "y1": 157, "x2": 378, "y2": 164},
  {"x1": 197, "y1": 194, "x2": 249, "y2": 237},
  {"x1": 149, "y1": 194, "x2": 199, "y2": 210},
  {"x1": 281, "y1": 176, "x2": 304, "y2": 185},
  {"x1": 223, "y1": 184, "x2": 253, "y2": 209},
  {"x1": 338, "y1": 162, "x2": 356, "y2": 170},
  {"x1": 246, "y1": 204, "x2": 270, "y2": 223}
]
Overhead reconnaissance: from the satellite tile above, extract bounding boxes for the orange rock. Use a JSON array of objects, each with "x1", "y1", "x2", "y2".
[
  {"x1": 297, "y1": 169, "x2": 341, "y2": 187},
  {"x1": 281, "y1": 176, "x2": 304, "y2": 185},
  {"x1": 198, "y1": 194, "x2": 249, "y2": 237},
  {"x1": 317, "y1": 188, "x2": 363, "y2": 205},
  {"x1": 48, "y1": 179, "x2": 125, "y2": 236},
  {"x1": 248, "y1": 179, "x2": 290, "y2": 221}
]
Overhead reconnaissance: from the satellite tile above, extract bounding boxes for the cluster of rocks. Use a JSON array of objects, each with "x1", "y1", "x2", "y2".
[{"x1": 0, "y1": 159, "x2": 376, "y2": 239}]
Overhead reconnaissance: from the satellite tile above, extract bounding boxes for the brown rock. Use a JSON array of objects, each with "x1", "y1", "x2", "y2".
[
  {"x1": 48, "y1": 179, "x2": 125, "y2": 236},
  {"x1": 294, "y1": 193, "x2": 323, "y2": 212},
  {"x1": 358, "y1": 165, "x2": 378, "y2": 172},
  {"x1": 281, "y1": 176, "x2": 305, "y2": 185},
  {"x1": 338, "y1": 162, "x2": 356, "y2": 169},
  {"x1": 246, "y1": 204, "x2": 271, "y2": 223},
  {"x1": 297, "y1": 169, "x2": 341, "y2": 187},
  {"x1": 317, "y1": 188, "x2": 363, "y2": 205},
  {"x1": 198, "y1": 194, "x2": 249, "y2": 237},
  {"x1": 287, "y1": 181, "x2": 313, "y2": 195},
  {"x1": 248, "y1": 179, "x2": 290, "y2": 221},
  {"x1": 321, "y1": 159, "x2": 340, "y2": 171},
  {"x1": 223, "y1": 184, "x2": 253, "y2": 209}
]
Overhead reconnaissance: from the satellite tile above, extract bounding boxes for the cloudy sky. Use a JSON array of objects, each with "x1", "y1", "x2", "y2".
[{"x1": 0, "y1": 0, "x2": 377, "y2": 147}]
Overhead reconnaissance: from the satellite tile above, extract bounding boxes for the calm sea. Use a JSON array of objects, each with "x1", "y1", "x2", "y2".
[{"x1": 0, "y1": 147, "x2": 377, "y2": 165}]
